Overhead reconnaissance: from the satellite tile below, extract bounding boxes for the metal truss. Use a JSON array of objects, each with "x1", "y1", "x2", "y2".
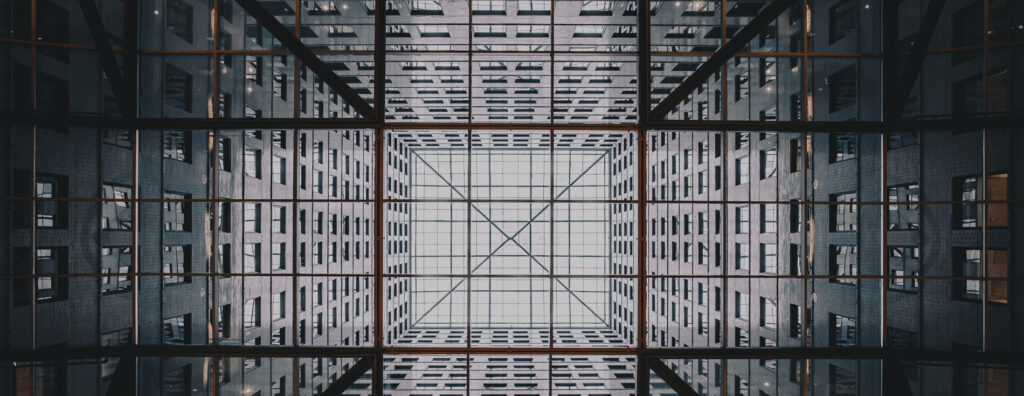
[{"x1": 6, "y1": 0, "x2": 1024, "y2": 395}]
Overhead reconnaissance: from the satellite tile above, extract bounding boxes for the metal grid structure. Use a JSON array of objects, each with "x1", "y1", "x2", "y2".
[{"x1": 2, "y1": 0, "x2": 1024, "y2": 395}]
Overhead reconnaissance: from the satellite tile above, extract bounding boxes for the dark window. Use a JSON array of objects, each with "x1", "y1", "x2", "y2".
[
  {"x1": 830, "y1": 192, "x2": 857, "y2": 231},
  {"x1": 887, "y1": 184, "x2": 920, "y2": 230},
  {"x1": 952, "y1": 75, "x2": 984, "y2": 117},
  {"x1": 829, "y1": 133, "x2": 857, "y2": 162},
  {"x1": 828, "y1": 364, "x2": 857, "y2": 395},
  {"x1": 829, "y1": 245, "x2": 858, "y2": 285},
  {"x1": 35, "y1": 173, "x2": 69, "y2": 229},
  {"x1": 163, "y1": 314, "x2": 192, "y2": 344},
  {"x1": 828, "y1": 65, "x2": 857, "y2": 113},
  {"x1": 828, "y1": 1, "x2": 856, "y2": 44},
  {"x1": 829, "y1": 313, "x2": 857, "y2": 347},
  {"x1": 167, "y1": 0, "x2": 194, "y2": 43},
  {"x1": 165, "y1": 64, "x2": 193, "y2": 113}
]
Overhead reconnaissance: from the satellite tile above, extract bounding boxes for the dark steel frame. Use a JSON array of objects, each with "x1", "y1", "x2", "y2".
[{"x1": 5, "y1": 0, "x2": 1023, "y2": 395}]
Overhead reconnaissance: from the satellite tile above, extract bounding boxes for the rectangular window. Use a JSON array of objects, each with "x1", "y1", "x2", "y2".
[
  {"x1": 165, "y1": 64, "x2": 193, "y2": 112},
  {"x1": 829, "y1": 245, "x2": 858, "y2": 284},
  {"x1": 101, "y1": 184, "x2": 132, "y2": 230},
  {"x1": 735, "y1": 291, "x2": 750, "y2": 321},
  {"x1": 244, "y1": 243, "x2": 262, "y2": 273},
  {"x1": 166, "y1": 0, "x2": 194, "y2": 43},
  {"x1": 760, "y1": 147, "x2": 777, "y2": 179},
  {"x1": 888, "y1": 246, "x2": 920, "y2": 292},
  {"x1": 163, "y1": 131, "x2": 191, "y2": 162},
  {"x1": 163, "y1": 314, "x2": 191, "y2": 344},
  {"x1": 954, "y1": 176, "x2": 980, "y2": 228},
  {"x1": 830, "y1": 192, "x2": 858, "y2": 231},
  {"x1": 829, "y1": 313, "x2": 857, "y2": 347},
  {"x1": 245, "y1": 146, "x2": 262, "y2": 178},
  {"x1": 163, "y1": 192, "x2": 191, "y2": 231},
  {"x1": 244, "y1": 297, "x2": 261, "y2": 329},
  {"x1": 760, "y1": 204, "x2": 777, "y2": 233},
  {"x1": 760, "y1": 243, "x2": 777, "y2": 274},
  {"x1": 828, "y1": 1, "x2": 856, "y2": 43},
  {"x1": 887, "y1": 184, "x2": 920, "y2": 230},
  {"x1": 760, "y1": 297, "x2": 777, "y2": 330},
  {"x1": 244, "y1": 203, "x2": 261, "y2": 233},
  {"x1": 829, "y1": 133, "x2": 857, "y2": 162},
  {"x1": 100, "y1": 246, "x2": 132, "y2": 295},
  {"x1": 828, "y1": 65, "x2": 857, "y2": 113},
  {"x1": 163, "y1": 245, "x2": 191, "y2": 284},
  {"x1": 33, "y1": 247, "x2": 69, "y2": 303},
  {"x1": 35, "y1": 173, "x2": 69, "y2": 229},
  {"x1": 829, "y1": 364, "x2": 857, "y2": 396},
  {"x1": 735, "y1": 205, "x2": 750, "y2": 234}
]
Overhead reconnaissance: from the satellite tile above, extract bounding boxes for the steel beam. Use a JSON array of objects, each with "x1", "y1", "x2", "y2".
[
  {"x1": 887, "y1": 0, "x2": 947, "y2": 120},
  {"x1": 5, "y1": 346, "x2": 1024, "y2": 362},
  {"x1": 650, "y1": 0, "x2": 797, "y2": 119},
  {"x1": 232, "y1": 0, "x2": 376, "y2": 118},
  {"x1": 320, "y1": 357, "x2": 374, "y2": 396},
  {"x1": 78, "y1": 0, "x2": 131, "y2": 117},
  {"x1": 649, "y1": 358, "x2": 700, "y2": 396},
  {"x1": 5, "y1": 111, "x2": 1024, "y2": 132}
]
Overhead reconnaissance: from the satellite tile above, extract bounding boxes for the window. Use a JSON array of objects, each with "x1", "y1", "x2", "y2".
[
  {"x1": 828, "y1": 65, "x2": 857, "y2": 113},
  {"x1": 829, "y1": 313, "x2": 857, "y2": 347},
  {"x1": 244, "y1": 297, "x2": 261, "y2": 329},
  {"x1": 760, "y1": 204, "x2": 777, "y2": 233},
  {"x1": 101, "y1": 184, "x2": 132, "y2": 230},
  {"x1": 828, "y1": 1, "x2": 856, "y2": 44},
  {"x1": 244, "y1": 243, "x2": 262, "y2": 273},
  {"x1": 760, "y1": 297, "x2": 777, "y2": 330},
  {"x1": 830, "y1": 192, "x2": 857, "y2": 231},
  {"x1": 163, "y1": 314, "x2": 191, "y2": 344},
  {"x1": 163, "y1": 192, "x2": 191, "y2": 231},
  {"x1": 580, "y1": 0, "x2": 612, "y2": 15},
  {"x1": 35, "y1": 173, "x2": 68, "y2": 229},
  {"x1": 245, "y1": 203, "x2": 261, "y2": 233},
  {"x1": 735, "y1": 205, "x2": 750, "y2": 234},
  {"x1": 887, "y1": 184, "x2": 920, "y2": 230},
  {"x1": 735, "y1": 291, "x2": 750, "y2": 321},
  {"x1": 473, "y1": 0, "x2": 505, "y2": 14},
  {"x1": 165, "y1": 64, "x2": 193, "y2": 112},
  {"x1": 163, "y1": 131, "x2": 191, "y2": 162},
  {"x1": 411, "y1": 0, "x2": 443, "y2": 14},
  {"x1": 734, "y1": 156, "x2": 749, "y2": 185},
  {"x1": 829, "y1": 245, "x2": 858, "y2": 285},
  {"x1": 828, "y1": 364, "x2": 857, "y2": 396},
  {"x1": 273, "y1": 205, "x2": 286, "y2": 233},
  {"x1": 273, "y1": 291, "x2": 286, "y2": 320},
  {"x1": 517, "y1": 0, "x2": 549, "y2": 14},
  {"x1": 166, "y1": 0, "x2": 194, "y2": 43},
  {"x1": 735, "y1": 243, "x2": 750, "y2": 271},
  {"x1": 33, "y1": 247, "x2": 69, "y2": 303},
  {"x1": 888, "y1": 246, "x2": 920, "y2": 292},
  {"x1": 829, "y1": 133, "x2": 857, "y2": 162},
  {"x1": 760, "y1": 147, "x2": 777, "y2": 179},
  {"x1": 101, "y1": 246, "x2": 132, "y2": 295},
  {"x1": 988, "y1": 249, "x2": 1008, "y2": 303},
  {"x1": 789, "y1": 304, "x2": 802, "y2": 338},
  {"x1": 163, "y1": 245, "x2": 191, "y2": 284},
  {"x1": 245, "y1": 146, "x2": 262, "y2": 178},
  {"x1": 954, "y1": 176, "x2": 980, "y2": 228},
  {"x1": 986, "y1": 173, "x2": 1008, "y2": 227},
  {"x1": 760, "y1": 243, "x2": 777, "y2": 274}
]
